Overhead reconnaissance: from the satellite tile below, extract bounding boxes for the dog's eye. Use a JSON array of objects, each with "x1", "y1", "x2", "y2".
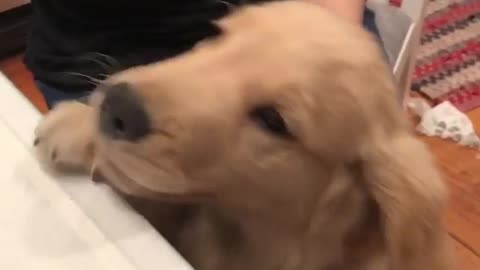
[{"x1": 250, "y1": 106, "x2": 291, "y2": 137}]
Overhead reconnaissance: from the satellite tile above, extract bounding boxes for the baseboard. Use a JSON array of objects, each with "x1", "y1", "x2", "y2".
[{"x1": 0, "y1": 4, "x2": 32, "y2": 59}]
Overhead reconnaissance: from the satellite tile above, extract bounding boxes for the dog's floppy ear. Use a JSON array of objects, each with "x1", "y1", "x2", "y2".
[{"x1": 361, "y1": 132, "x2": 454, "y2": 270}]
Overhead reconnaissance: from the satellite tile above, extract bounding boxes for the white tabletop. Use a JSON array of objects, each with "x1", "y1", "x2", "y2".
[{"x1": 0, "y1": 73, "x2": 193, "y2": 270}]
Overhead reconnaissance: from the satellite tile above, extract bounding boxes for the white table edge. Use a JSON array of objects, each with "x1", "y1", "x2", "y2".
[{"x1": 0, "y1": 72, "x2": 193, "y2": 270}]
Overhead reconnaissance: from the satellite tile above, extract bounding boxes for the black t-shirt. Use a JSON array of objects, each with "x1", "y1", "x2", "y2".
[{"x1": 25, "y1": 0, "x2": 272, "y2": 93}]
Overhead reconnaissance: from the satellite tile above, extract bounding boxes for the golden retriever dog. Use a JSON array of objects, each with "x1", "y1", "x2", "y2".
[{"x1": 34, "y1": 2, "x2": 454, "y2": 270}]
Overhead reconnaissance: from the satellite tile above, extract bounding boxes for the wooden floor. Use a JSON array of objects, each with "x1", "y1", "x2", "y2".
[
  {"x1": 2, "y1": 54, "x2": 480, "y2": 269},
  {"x1": 0, "y1": 54, "x2": 48, "y2": 113}
]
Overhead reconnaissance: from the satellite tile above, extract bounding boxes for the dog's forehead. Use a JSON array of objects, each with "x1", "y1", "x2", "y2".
[{"x1": 108, "y1": 2, "x2": 383, "y2": 119}]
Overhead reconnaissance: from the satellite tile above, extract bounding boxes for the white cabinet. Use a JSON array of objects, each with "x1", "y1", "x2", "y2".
[
  {"x1": 368, "y1": 0, "x2": 427, "y2": 105},
  {"x1": 0, "y1": 73, "x2": 193, "y2": 270}
]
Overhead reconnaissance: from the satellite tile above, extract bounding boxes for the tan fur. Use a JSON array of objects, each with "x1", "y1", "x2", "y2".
[{"x1": 35, "y1": 2, "x2": 454, "y2": 270}]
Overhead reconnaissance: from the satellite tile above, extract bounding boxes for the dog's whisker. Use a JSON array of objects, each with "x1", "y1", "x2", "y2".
[
  {"x1": 88, "y1": 57, "x2": 116, "y2": 73},
  {"x1": 64, "y1": 72, "x2": 103, "y2": 86},
  {"x1": 98, "y1": 73, "x2": 111, "y2": 79},
  {"x1": 92, "y1": 52, "x2": 121, "y2": 69},
  {"x1": 75, "y1": 52, "x2": 122, "y2": 75}
]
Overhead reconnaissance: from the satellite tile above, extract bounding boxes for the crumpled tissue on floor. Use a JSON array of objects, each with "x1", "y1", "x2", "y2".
[{"x1": 407, "y1": 98, "x2": 480, "y2": 148}]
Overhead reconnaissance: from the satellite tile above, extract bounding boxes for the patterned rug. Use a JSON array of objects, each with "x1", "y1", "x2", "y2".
[{"x1": 412, "y1": 0, "x2": 480, "y2": 112}]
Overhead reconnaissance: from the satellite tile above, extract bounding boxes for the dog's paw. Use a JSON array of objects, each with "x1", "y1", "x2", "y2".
[{"x1": 34, "y1": 101, "x2": 96, "y2": 172}]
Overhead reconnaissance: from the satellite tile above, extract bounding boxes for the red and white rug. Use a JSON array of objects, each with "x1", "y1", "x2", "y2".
[{"x1": 412, "y1": 0, "x2": 480, "y2": 112}]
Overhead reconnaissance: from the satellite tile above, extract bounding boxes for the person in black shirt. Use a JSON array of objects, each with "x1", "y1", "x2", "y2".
[{"x1": 25, "y1": 0, "x2": 377, "y2": 108}]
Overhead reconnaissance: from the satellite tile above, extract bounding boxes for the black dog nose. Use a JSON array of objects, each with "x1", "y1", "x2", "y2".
[{"x1": 99, "y1": 83, "x2": 150, "y2": 141}]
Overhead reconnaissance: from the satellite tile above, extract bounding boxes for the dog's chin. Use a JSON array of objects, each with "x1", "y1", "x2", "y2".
[{"x1": 91, "y1": 158, "x2": 213, "y2": 203}]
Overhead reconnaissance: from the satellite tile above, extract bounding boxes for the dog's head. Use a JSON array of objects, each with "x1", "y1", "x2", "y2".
[
  {"x1": 90, "y1": 2, "x2": 452, "y2": 269},
  {"x1": 91, "y1": 2, "x2": 397, "y2": 200}
]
